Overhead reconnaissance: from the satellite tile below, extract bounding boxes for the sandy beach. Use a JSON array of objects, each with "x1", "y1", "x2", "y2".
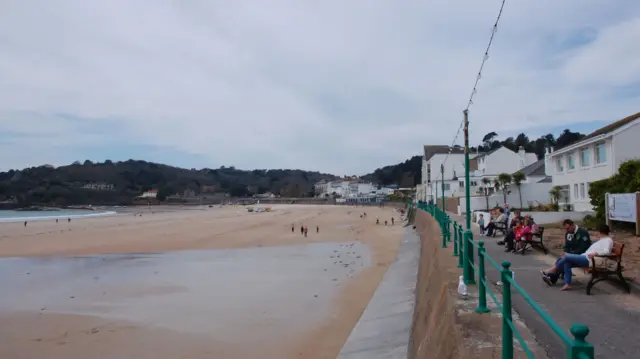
[{"x1": 0, "y1": 204, "x2": 404, "y2": 359}]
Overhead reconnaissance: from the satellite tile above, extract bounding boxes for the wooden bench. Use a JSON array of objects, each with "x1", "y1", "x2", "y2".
[
  {"x1": 583, "y1": 242, "x2": 631, "y2": 295},
  {"x1": 492, "y1": 219, "x2": 509, "y2": 237},
  {"x1": 521, "y1": 226, "x2": 547, "y2": 255}
]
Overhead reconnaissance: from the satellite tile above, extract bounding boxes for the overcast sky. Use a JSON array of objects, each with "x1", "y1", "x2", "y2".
[{"x1": 1, "y1": 1, "x2": 639, "y2": 174}]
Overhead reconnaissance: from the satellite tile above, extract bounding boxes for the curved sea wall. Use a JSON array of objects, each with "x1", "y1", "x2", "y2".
[{"x1": 409, "y1": 210, "x2": 465, "y2": 359}]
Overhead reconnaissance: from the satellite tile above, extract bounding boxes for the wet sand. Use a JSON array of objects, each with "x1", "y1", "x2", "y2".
[{"x1": 0, "y1": 205, "x2": 404, "y2": 359}]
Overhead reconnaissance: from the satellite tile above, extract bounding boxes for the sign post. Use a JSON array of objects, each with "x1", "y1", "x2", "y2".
[{"x1": 605, "y1": 192, "x2": 640, "y2": 236}]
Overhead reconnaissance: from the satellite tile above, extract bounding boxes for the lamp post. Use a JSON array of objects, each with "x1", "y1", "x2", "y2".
[{"x1": 463, "y1": 110, "x2": 475, "y2": 284}]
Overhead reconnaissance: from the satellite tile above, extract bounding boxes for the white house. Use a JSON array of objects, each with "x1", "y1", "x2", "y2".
[
  {"x1": 472, "y1": 146, "x2": 538, "y2": 179},
  {"x1": 421, "y1": 145, "x2": 538, "y2": 202},
  {"x1": 545, "y1": 111, "x2": 640, "y2": 212},
  {"x1": 421, "y1": 145, "x2": 466, "y2": 201}
]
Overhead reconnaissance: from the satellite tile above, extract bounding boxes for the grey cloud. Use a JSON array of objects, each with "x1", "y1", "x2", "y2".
[{"x1": 1, "y1": 0, "x2": 639, "y2": 173}]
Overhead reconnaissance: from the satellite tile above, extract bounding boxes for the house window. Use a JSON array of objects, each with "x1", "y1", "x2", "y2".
[
  {"x1": 573, "y1": 184, "x2": 579, "y2": 199},
  {"x1": 580, "y1": 183, "x2": 586, "y2": 199},
  {"x1": 595, "y1": 143, "x2": 606, "y2": 164},
  {"x1": 459, "y1": 181, "x2": 464, "y2": 188},
  {"x1": 471, "y1": 181, "x2": 478, "y2": 186},
  {"x1": 556, "y1": 158, "x2": 564, "y2": 172},
  {"x1": 567, "y1": 153, "x2": 575, "y2": 170},
  {"x1": 444, "y1": 183, "x2": 450, "y2": 190},
  {"x1": 580, "y1": 148, "x2": 590, "y2": 167}
]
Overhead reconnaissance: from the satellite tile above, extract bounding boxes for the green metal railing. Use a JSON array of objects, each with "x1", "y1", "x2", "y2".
[{"x1": 416, "y1": 202, "x2": 594, "y2": 359}]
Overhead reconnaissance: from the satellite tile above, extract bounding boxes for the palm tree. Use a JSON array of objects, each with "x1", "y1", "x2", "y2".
[
  {"x1": 511, "y1": 171, "x2": 526, "y2": 209},
  {"x1": 497, "y1": 173, "x2": 512, "y2": 205},
  {"x1": 481, "y1": 177, "x2": 492, "y2": 210},
  {"x1": 549, "y1": 186, "x2": 562, "y2": 210}
]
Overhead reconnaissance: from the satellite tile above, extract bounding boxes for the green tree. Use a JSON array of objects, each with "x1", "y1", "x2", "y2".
[
  {"x1": 482, "y1": 132, "x2": 498, "y2": 146},
  {"x1": 549, "y1": 186, "x2": 562, "y2": 211},
  {"x1": 157, "y1": 188, "x2": 168, "y2": 201},
  {"x1": 481, "y1": 177, "x2": 492, "y2": 210},
  {"x1": 511, "y1": 171, "x2": 526, "y2": 209},
  {"x1": 496, "y1": 173, "x2": 512, "y2": 205}
]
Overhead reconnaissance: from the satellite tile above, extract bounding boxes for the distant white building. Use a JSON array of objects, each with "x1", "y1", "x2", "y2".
[
  {"x1": 314, "y1": 178, "x2": 396, "y2": 200},
  {"x1": 546, "y1": 111, "x2": 640, "y2": 212},
  {"x1": 82, "y1": 183, "x2": 115, "y2": 191},
  {"x1": 139, "y1": 189, "x2": 158, "y2": 198}
]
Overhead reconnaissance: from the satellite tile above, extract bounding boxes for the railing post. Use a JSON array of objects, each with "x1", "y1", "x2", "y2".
[
  {"x1": 444, "y1": 214, "x2": 451, "y2": 243},
  {"x1": 567, "y1": 324, "x2": 594, "y2": 359},
  {"x1": 457, "y1": 227, "x2": 464, "y2": 268},
  {"x1": 475, "y1": 241, "x2": 490, "y2": 313},
  {"x1": 453, "y1": 221, "x2": 459, "y2": 257},
  {"x1": 463, "y1": 231, "x2": 476, "y2": 284},
  {"x1": 441, "y1": 215, "x2": 448, "y2": 248},
  {"x1": 501, "y1": 261, "x2": 513, "y2": 359}
]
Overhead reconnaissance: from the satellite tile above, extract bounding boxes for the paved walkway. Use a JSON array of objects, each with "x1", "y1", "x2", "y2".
[
  {"x1": 448, "y1": 212, "x2": 640, "y2": 359},
  {"x1": 338, "y1": 228, "x2": 419, "y2": 359}
]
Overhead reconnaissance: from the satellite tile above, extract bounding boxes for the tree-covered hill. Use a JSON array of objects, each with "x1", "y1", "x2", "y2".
[{"x1": 0, "y1": 160, "x2": 338, "y2": 206}]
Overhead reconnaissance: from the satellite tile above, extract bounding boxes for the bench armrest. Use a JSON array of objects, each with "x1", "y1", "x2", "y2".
[{"x1": 594, "y1": 254, "x2": 618, "y2": 260}]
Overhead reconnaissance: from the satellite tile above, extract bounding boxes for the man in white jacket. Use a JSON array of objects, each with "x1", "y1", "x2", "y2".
[{"x1": 541, "y1": 224, "x2": 613, "y2": 291}]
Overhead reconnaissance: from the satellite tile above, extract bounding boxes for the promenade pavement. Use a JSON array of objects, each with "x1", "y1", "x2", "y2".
[{"x1": 448, "y1": 212, "x2": 640, "y2": 359}]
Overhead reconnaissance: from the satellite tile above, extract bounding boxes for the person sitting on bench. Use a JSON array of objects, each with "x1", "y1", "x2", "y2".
[
  {"x1": 507, "y1": 216, "x2": 534, "y2": 253},
  {"x1": 539, "y1": 219, "x2": 591, "y2": 284},
  {"x1": 540, "y1": 223, "x2": 608, "y2": 291},
  {"x1": 485, "y1": 208, "x2": 506, "y2": 236},
  {"x1": 499, "y1": 210, "x2": 524, "y2": 249}
]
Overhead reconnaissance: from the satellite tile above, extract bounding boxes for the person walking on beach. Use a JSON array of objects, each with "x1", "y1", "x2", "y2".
[
  {"x1": 292, "y1": 224, "x2": 295, "y2": 233},
  {"x1": 68, "y1": 218, "x2": 71, "y2": 223},
  {"x1": 316, "y1": 225, "x2": 319, "y2": 233},
  {"x1": 304, "y1": 227, "x2": 308, "y2": 237},
  {"x1": 300, "y1": 225, "x2": 304, "y2": 235},
  {"x1": 376, "y1": 218, "x2": 380, "y2": 225},
  {"x1": 384, "y1": 220, "x2": 388, "y2": 226},
  {"x1": 391, "y1": 217, "x2": 395, "y2": 225},
  {"x1": 56, "y1": 218, "x2": 58, "y2": 223},
  {"x1": 24, "y1": 221, "x2": 27, "y2": 227}
]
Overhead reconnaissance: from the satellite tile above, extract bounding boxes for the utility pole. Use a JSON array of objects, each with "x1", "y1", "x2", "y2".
[
  {"x1": 441, "y1": 164, "x2": 445, "y2": 214},
  {"x1": 463, "y1": 109, "x2": 475, "y2": 284}
]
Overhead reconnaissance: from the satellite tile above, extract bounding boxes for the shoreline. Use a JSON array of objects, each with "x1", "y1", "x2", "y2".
[
  {"x1": 0, "y1": 210, "x2": 119, "y2": 223},
  {"x1": 0, "y1": 204, "x2": 405, "y2": 359}
]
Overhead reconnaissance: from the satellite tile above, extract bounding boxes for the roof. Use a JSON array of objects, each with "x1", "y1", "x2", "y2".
[
  {"x1": 537, "y1": 176, "x2": 552, "y2": 183},
  {"x1": 550, "y1": 111, "x2": 640, "y2": 155},
  {"x1": 423, "y1": 145, "x2": 464, "y2": 161},
  {"x1": 474, "y1": 146, "x2": 502, "y2": 159},
  {"x1": 514, "y1": 159, "x2": 546, "y2": 177},
  {"x1": 583, "y1": 111, "x2": 640, "y2": 141}
]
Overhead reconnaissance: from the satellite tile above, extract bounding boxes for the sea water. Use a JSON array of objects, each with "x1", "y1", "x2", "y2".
[{"x1": 0, "y1": 209, "x2": 116, "y2": 223}]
